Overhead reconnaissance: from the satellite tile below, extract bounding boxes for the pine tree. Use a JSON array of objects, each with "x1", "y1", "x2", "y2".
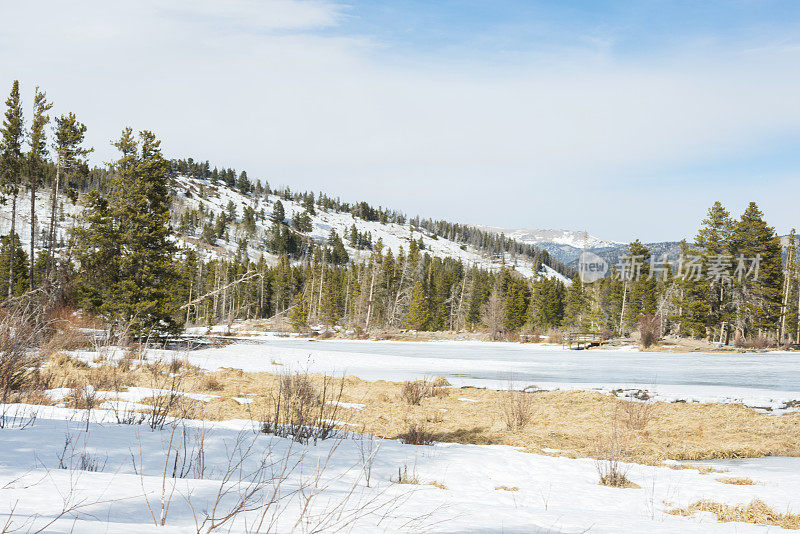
[
  {"x1": 0, "y1": 233, "x2": 28, "y2": 298},
  {"x1": 563, "y1": 276, "x2": 588, "y2": 329},
  {"x1": 404, "y1": 281, "x2": 430, "y2": 330},
  {"x1": 728, "y1": 202, "x2": 783, "y2": 338},
  {"x1": 502, "y1": 275, "x2": 530, "y2": 332},
  {"x1": 73, "y1": 129, "x2": 182, "y2": 337},
  {"x1": 289, "y1": 293, "x2": 310, "y2": 330},
  {"x1": 48, "y1": 112, "x2": 91, "y2": 278},
  {"x1": 328, "y1": 229, "x2": 349, "y2": 265},
  {"x1": 26, "y1": 87, "x2": 52, "y2": 289},
  {"x1": 625, "y1": 240, "x2": 657, "y2": 327},
  {"x1": 0, "y1": 80, "x2": 24, "y2": 299},
  {"x1": 694, "y1": 201, "x2": 734, "y2": 339},
  {"x1": 670, "y1": 240, "x2": 708, "y2": 337},
  {"x1": 272, "y1": 200, "x2": 285, "y2": 223}
]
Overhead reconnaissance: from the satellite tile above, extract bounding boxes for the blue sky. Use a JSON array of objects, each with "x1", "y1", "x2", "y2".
[{"x1": 1, "y1": 0, "x2": 799, "y2": 242}]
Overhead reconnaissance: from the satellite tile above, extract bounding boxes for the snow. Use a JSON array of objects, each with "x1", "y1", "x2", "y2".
[
  {"x1": 476, "y1": 226, "x2": 624, "y2": 249},
  {"x1": 172, "y1": 175, "x2": 559, "y2": 279},
  {"x1": 0, "y1": 404, "x2": 797, "y2": 533}
]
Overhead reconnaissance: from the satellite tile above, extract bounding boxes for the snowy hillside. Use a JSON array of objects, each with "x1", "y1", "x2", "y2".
[
  {"x1": 171, "y1": 176, "x2": 570, "y2": 282},
  {"x1": 0, "y1": 176, "x2": 572, "y2": 283}
]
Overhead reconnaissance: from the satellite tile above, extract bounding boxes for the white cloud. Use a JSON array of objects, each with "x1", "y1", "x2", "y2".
[{"x1": 1, "y1": 0, "x2": 799, "y2": 241}]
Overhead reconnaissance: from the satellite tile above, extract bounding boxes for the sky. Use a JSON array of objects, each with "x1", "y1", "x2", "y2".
[{"x1": 1, "y1": 0, "x2": 799, "y2": 243}]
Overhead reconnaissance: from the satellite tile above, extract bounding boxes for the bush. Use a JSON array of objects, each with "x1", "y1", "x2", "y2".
[
  {"x1": 500, "y1": 389, "x2": 536, "y2": 431},
  {"x1": 638, "y1": 314, "x2": 661, "y2": 348},
  {"x1": 400, "y1": 380, "x2": 431, "y2": 405},
  {"x1": 398, "y1": 423, "x2": 436, "y2": 445},
  {"x1": 621, "y1": 400, "x2": 654, "y2": 431}
]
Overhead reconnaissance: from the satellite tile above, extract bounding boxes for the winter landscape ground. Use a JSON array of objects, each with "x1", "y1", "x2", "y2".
[{"x1": 2, "y1": 327, "x2": 800, "y2": 533}]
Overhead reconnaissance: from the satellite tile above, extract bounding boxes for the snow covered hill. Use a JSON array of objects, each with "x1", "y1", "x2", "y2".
[
  {"x1": 170, "y1": 176, "x2": 571, "y2": 282},
  {"x1": 0, "y1": 175, "x2": 572, "y2": 283}
]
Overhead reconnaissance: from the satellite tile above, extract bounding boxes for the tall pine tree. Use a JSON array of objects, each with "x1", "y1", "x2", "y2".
[{"x1": 74, "y1": 129, "x2": 182, "y2": 336}]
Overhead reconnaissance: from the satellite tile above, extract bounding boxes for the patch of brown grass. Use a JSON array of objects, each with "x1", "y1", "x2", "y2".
[
  {"x1": 669, "y1": 499, "x2": 800, "y2": 529},
  {"x1": 33, "y1": 350, "x2": 800, "y2": 465},
  {"x1": 716, "y1": 477, "x2": 756, "y2": 485},
  {"x1": 666, "y1": 464, "x2": 727, "y2": 475},
  {"x1": 495, "y1": 486, "x2": 519, "y2": 492}
]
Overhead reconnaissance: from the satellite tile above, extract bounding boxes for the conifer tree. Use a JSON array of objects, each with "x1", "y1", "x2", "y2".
[
  {"x1": 502, "y1": 275, "x2": 529, "y2": 332},
  {"x1": 48, "y1": 113, "x2": 91, "y2": 278},
  {"x1": 728, "y1": 202, "x2": 783, "y2": 338},
  {"x1": 0, "y1": 80, "x2": 24, "y2": 299},
  {"x1": 26, "y1": 87, "x2": 52, "y2": 288},
  {"x1": 74, "y1": 129, "x2": 182, "y2": 336},
  {"x1": 694, "y1": 201, "x2": 734, "y2": 339},
  {"x1": 0, "y1": 233, "x2": 28, "y2": 298},
  {"x1": 404, "y1": 281, "x2": 430, "y2": 330},
  {"x1": 289, "y1": 293, "x2": 310, "y2": 330},
  {"x1": 328, "y1": 229, "x2": 349, "y2": 265},
  {"x1": 272, "y1": 200, "x2": 285, "y2": 223}
]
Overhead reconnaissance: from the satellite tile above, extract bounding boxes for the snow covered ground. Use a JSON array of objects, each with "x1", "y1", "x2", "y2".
[
  {"x1": 1, "y1": 404, "x2": 798, "y2": 533},
  {"x1": 137, "y1": 337, "x2": 800, "y2": 413}
]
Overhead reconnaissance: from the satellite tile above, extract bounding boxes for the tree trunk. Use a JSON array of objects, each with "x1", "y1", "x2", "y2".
[
  {"x1": 29, "y1": 178, "x2": 36, "y2": 289},
  {"x1": 618, "y1": 279, "x2": 628, "y2": 337},
  {"x1": 46, "y1": 163, "x2": 61, "y2": 279},
  {"x1": 8, "y1": 194, "x2": 17, "y2": 300}
]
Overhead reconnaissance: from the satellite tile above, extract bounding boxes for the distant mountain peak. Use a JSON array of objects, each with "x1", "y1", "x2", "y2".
[{"x1": 475, "y1": 227, "x2": 623, "y2": 249}]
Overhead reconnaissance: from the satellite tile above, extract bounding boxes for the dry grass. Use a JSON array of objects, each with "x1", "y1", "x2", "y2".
[
  {"x1": 495, "y1": 486, "x2": 519, "y2": 492},
  {"x1": 669, "y1": 499, "x2": 800, "y2": 529},
  {"x1": 716, "y1": 477, "x2": 756, "y2": 485},
  {"x1": 27, "y1": 354, "x2": 800, "y2": 464},
  {"x1": 666, "y1": 464, "x2": 727, "y2": 475}
]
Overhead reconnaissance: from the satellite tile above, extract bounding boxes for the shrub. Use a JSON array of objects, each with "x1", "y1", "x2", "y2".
[
  {"x1": 398, "y1": 423, "x2": 436, "y2": 445},
  {"x1": 638, "y1": 314, "x2": 661, "y2": 348},
  {"x1": 621, "y1": 400, "x2": 654, "y2": 431},
  {"x1": 400, "y1": 380, "x2": 432, "y2": 405},
  {"x1": 500, "y1": 389, "x2": 536, "y2": 431}
]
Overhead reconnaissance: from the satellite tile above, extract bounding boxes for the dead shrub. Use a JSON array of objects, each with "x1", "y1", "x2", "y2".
[
  {"x1": 621, "y1": 400, "x2": 654, "y2": 431},
  {"x1": 400, "y1": 380, "x2": 427, "y2": 405},
  {"x1": 547, "y1": 331, "x2": 564, "y2": 344},
  {"x1": 638, "y1": 314, "x2": 661, "y2": 349},
  {"x1": 393, "y1": 463, "x2": 420, "y2": 485},
  {"x1": 398, "y1": 422, "x2": 436, "y2": 445},
  {"x1": 596, "y1": 418, "x2": 638, "y2": 488},
  {"x1": 500, "y1": 389, "x2": 536, "y2": 431},
  {"x1": 201, "y1": 374, "x2": 224, "y2": 391},
  {"x1": 1, "y1": 308, "x2": 45, "y2": 425},
  {"x1": 400, "y1": 379, "x2": 436, "y2": 405},
  {"x1": 260, "y1": 371, "x2": 345, "y2": 444}
]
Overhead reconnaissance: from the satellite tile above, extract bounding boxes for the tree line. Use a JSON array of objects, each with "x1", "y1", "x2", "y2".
[{"x1": 1, "y1": 80, "x2": 797, "y2": 345}]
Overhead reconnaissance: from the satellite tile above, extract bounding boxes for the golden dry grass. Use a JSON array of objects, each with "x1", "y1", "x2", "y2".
[
  {"x1": 495, "y1": 486, "x2": 519, "y2": 492},
  {"x1": 669, "y1": 500, "x2": 800, "y2": 529},
  {"x1": 716, "y1": 477, "x2": 756, "y2": 485},
  {"x1": 35, "y1": 356, "x2": 800, "y2": 464}
]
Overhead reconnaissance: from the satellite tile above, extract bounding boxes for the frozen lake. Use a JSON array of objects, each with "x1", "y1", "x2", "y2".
[
  {"x1": 182, "y1": 338, "x2": 800, "y2": 409},
  {"x1": 261, "y1": 339, "x2": 799, "y2": 391}
]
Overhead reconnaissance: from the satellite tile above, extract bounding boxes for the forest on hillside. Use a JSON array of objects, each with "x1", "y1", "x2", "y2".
[{"x1": 1, "y1": 80, "x2": 799, "y2": 346}]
